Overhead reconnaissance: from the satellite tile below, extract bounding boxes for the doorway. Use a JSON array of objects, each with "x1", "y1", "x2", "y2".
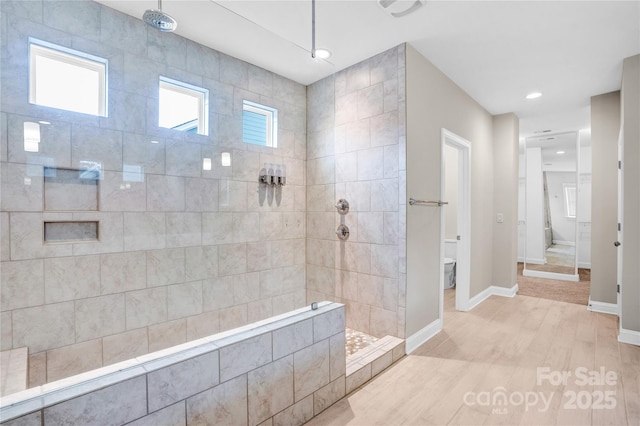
[{"x1": 440, "y1": 129, "x2": 471, "y2": 317}]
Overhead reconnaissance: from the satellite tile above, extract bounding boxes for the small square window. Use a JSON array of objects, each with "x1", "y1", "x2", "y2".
[
  {"x1": 159, "y1": 77, "x2": 209, "y2": 135},
  {"x1": 563, "y1": 183, "x2": 577, "y2": 218},
  {"x1": 29, "y1": 38, "x2": 107, "y2": 117},
  {"x1": 243, "y1": 100, "x2": 278, "y2": 147}
]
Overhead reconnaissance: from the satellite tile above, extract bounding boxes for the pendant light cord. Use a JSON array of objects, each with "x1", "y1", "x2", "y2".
[{"x1": 311, "y1": 0, "x2": 316, "y2": 58}]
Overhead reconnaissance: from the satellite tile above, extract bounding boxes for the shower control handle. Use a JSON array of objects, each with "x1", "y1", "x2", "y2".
[
  {"x1": 336, "y1": 224, "x2": 350, "y2": 241},
  {"x1": 335, "y1": 199, "x2": 350, "y2": 215}
]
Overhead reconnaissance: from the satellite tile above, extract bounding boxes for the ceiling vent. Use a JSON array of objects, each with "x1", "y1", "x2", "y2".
[{"x1": 377, "y1": 0, "x2": 426, "y2": 18}]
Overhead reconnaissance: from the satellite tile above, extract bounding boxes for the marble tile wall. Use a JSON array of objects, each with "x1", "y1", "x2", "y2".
[
  {"x1": 0, "y1": 0, "x2": 307, "y2": 383},
  {"x1": 306, "y1": 45, "x2": 407, "y2": 338},
  {"x1": 0, "y1": 303, "x2": 346, "y2": 426}
]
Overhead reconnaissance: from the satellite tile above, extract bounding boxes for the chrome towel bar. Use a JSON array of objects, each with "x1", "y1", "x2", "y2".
[{"x1": 409, "y1": 198, "x2": 448, "y2": 206}]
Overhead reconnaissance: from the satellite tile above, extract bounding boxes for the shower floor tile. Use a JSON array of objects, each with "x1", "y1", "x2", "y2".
[{"x1": 345, "y1": 328, "x2": 378, "y2": 356}]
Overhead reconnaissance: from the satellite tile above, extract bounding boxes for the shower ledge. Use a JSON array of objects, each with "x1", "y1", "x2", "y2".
[{"x1": 345, "y1": 335, "x2": 405, "y2": 394}]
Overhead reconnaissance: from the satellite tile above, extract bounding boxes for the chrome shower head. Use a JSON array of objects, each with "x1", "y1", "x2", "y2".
[{"x1": 143, "y1": 0, "x2": 177, "y2": 32}]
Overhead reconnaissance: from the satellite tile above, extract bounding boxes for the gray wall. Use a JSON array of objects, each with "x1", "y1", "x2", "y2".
[
  {"x1": 405, "y1": 45, "x2": 497, "y2": 335},
  {"x1": 492, "y1": 113, "x2": 519, "y2": 288},
  {"x1": 620, "y1": 55, "x2": 640, "y2": 332},
  {"x1": 590, "y1": 91, "x2": 620, "y2": 304},
  {"x1": 0, "y1": 0, "x2": 307, "y2": 385}
]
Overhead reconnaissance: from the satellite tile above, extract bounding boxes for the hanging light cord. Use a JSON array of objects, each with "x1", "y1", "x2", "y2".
[{"x1": 311, "y1": 0, "x2": 316, "y2": 58}]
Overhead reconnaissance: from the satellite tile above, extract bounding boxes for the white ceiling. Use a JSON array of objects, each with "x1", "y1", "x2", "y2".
[{"x1": 96, "y1": 0, "x2": 640, "y2": 138}]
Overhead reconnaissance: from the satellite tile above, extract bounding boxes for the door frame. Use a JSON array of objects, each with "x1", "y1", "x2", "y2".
[
  {"x1": 440, "y1": 128, "x2": 471, "y2": 316},
  {"x1": 617, "y1": 127, "x2": 623, "y2": 319}
]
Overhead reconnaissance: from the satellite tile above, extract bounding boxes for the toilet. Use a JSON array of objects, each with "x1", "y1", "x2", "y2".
[{"x1": 444, "y1": 257, "x2": 456, "y2": 289}]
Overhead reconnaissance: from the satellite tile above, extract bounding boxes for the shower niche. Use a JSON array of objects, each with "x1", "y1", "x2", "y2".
[{"x1": 43, "y1": 166, "x2": 100, "y2": 242}]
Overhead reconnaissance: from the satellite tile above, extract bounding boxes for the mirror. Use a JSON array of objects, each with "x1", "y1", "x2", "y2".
[{"x1": 523, "y1": 131, "x2": 580, "y2": 281}]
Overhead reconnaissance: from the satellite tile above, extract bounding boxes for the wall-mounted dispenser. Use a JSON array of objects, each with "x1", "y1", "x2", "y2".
[{"x1": 259, "y1": 162, "x2": 286, "y2": 186}]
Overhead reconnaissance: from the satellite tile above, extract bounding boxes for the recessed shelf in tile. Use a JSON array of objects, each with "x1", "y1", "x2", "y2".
[
  {"x1": 44, "y1": 221, "x2": 99, "y2": 243},
  {"x1": 44, "y1": 167, "x2": 99, "y2": 211}
]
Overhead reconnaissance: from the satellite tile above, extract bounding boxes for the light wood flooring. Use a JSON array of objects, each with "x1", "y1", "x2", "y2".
[
  {"x1": 517, "y1": 263, "x2": 591, "y2": 306},
  {"x1": 307, "y1": 290, "x2": 640, "y2": 425}
]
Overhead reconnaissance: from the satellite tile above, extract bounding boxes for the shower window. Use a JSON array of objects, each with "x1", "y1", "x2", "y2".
[
  {"x1": 159, "y1": 77, "x2": 209, "y2": 135},
  {"x1": 243, "y1": 100, "x2": 278, "y2": 147},
  {"x1": 29, "y1": 38, "x2": 107, "y2": 117}
]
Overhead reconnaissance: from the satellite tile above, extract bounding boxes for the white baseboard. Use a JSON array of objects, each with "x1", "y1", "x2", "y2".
[
  {"x1": 518, "y1": 256, "x2": 525, "y2": 263},
  {"x1": 525, "y1": 257, "x2": 546, "y2": 265},
  {"x1": 577, "y1": 262, "x2": 591, "y2": 268},
  {"x1": 466, "y1": 283, "x2": 519, "y2": 311},
  {"x1": 405, "y1": 318, "x2": 442, "y2": 354},
  {"x1": 587, "y1": 298, "x2": 619, "y2": 316},
  {"x1": 618, "y1": 328, "x2": 640, "y2": 346},
  {"x1": 523, "y1": 269, "x2": 579, "y2": 282},
  {"x1": 552, "y1": 240, "x2": 575, "y2": 246}
]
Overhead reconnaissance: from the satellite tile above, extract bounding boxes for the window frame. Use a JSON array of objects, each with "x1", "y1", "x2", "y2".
[
  {"x1": 159, "y1": 76, "x2": 209, "y2": 136},
  {"x1": 242, "y1": 100, "x2": 278, "y2": 148},
  {"x1": 563, "y1": 183, "x2": 577, "y2": 219},
  {"x1": 29, "y1": 38, "x2": 108, "y2": 117}
]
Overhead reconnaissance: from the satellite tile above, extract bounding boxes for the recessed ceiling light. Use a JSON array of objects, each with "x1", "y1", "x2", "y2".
[
  {"x1": 314, "y1": 48, "x2": 331, "y2": 60},
  {"x1": 38, "y1": 120, "x2": 51, "y2": 125},
  {"x1": 556, "y1": 151, "x2": 565, "y2": 154},
  {"x1": 526, "y1": 92, "x2": 542, "y2": 100},
  {"x1": 150, "y1": 140, "x2": 160, "y2": 144}
]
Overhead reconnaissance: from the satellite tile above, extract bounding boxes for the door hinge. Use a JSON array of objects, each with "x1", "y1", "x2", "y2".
[
  {"x1": 618, "y1": 223, "x2": 621, "y2": 232},
  {"x1": 618, "y1": 160, "x2": 622, "y2": 169},
  {"x1": 617, "y1": 284, "x2": 620, "y2": 293}
]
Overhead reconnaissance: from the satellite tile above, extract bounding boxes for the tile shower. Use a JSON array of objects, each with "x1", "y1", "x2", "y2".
[
  {"x1": 1, "y1": 0, "x2": 307, "y2": 386},
  {"x1": 0, "y1": 0, "x2": 406, "y2": 422}
]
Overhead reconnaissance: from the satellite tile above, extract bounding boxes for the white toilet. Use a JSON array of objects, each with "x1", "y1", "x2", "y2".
[{"x1": 444, "y1": 257, "x2": 456, "y2": 289}]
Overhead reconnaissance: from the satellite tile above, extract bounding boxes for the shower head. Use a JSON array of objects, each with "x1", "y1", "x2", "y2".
[{"x1": 143, "y1": 0, "x2": 177, "y2": 32}]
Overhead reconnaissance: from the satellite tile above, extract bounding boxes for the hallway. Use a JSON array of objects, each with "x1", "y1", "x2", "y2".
[{"x1": 307, "y1": 293, "x2": 639, "y2": 425}]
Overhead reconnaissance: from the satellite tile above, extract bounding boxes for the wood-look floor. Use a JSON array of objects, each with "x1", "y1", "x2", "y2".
[{"x1": 307, "y1": 290, "x2": 640, "y2": 425}]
